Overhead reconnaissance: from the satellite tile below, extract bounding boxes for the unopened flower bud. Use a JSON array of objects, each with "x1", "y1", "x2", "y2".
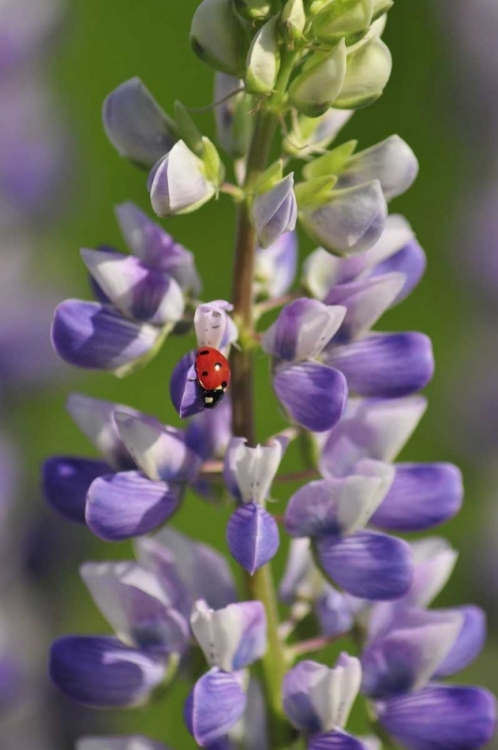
[
  {"x1": 335, "y1": 36, "x2": 392, "y2": 109},
  {"x1": 214, "y1": 74, "x2": 252, "y2": 159},
  {"x1": 149, "y1": 141, "x2": 217, "y2": 217},
  {"x1": 190, "y1": 0, "x2": 249, "y2": 77},
  {"x1": 281, "y1": 0, "x2": 306, "y2": 46},
  {"x1": 245, "y1": 15, "x2": 280, "y2": 95},
  {"x1": 312, "y1": 0, "x2": 373, "y2": 42},
  {"x1": 253, "y1": 173, "x2": 297, "y2": 248},
  {"x1": 289, "y1": 40, "x2": 347, "y2": 117}
]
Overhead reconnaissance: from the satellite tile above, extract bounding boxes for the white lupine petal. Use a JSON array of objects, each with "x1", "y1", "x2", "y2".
[
  {"x1": 194, "y1": 303, "x2": 229, "y2": 349},
  {"x1": 191, "y1": 600, "x2": 242, "y2": 672},
  {"x1": 336, "y1": 460, "x2": 395, "y2": 535},
  {"x1": 150, "y1": 141, "x2": 215, "y2": 217},
  {"x1": 309, "y1": 654, "x2": 362, "y2": 731},
  {"x1": 226, "y1": 438, "x2": 284, "y2": 504}
]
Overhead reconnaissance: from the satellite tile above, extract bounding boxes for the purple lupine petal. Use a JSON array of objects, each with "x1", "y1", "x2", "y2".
[
  {"x1": 300, "y1": 181, "x2": 387, "y2": 256},
  {"x1": 319, "y1": 396, "x2": 427, "y2": 479},
  {"x1": 315, "y1": 530, "x2": 413, "y2": 600},
  {"x1": 370, "y1": 463, "x2": 463, "y2": 532},
  {"x1": 86, "y1": 470, "x2": 180, "y2": 541},
  {"x1": 274, "y1": 361, "x2": 347, "y2": 432},
  {"x1": 52, "y1": 300, "x2": 159, "y2": 371},
  {"x1": 115, "y1": 202, "x2": 201, "y2": 295},
  {"x1": 337, "y1": 136, "x2": 419, "y2": 201},
  {"x1": 371, "y1": 237, "x2": 426, "y2": 305},
  {"x1": 191, "y1": 600, "x2": 266, "y2": 671},
  {"x1": 378, "y1": 685, "x2": 496, "y2": 750},
  {"x1": 170, "y1": 351, "x2": 206, "y2": 419},
  {"x1": 434, "y1": 606, "x2": 486, "y2": 678},
  {"x1": 137, "y1": 527, "x2": 237, "y2": 611},
  {"x1": 42, "y1": 456, "x2": 110, "y2": 524},
  {"x1": 367, "y1": 538, "x2": 459, "y2": 642},
  {"x1": 253, "y1": 174, "x2": 297, "y2": 249},
  {"x1": 184, "y1": 668, "x2": 247, "y2": 746},
  {"x1": 326, "y1": 332, "x2": 434, "y2": 398},
  {"x1": 77, "y1": 738, "x2": 169, "y2": 750},
  {"x1": 226, "y1": 503, "x2": 280, "y2": 574},
  {"x1": 80, "y1": 561, "x2": 189, "y2": 656},
  {"x1": 133, "y1": 536, "x2": 191, "y2": 618},
  {"x1": 324, "y1": 274, "x2": 405, "y2": 343},
  {"x1": 149, "y1": 140, "x2": 215, "y2": 217},
  {"x1": 194, "y1": 301, "x2": 237, "y2": 351},
  {"x1": 102, "y1": 77, "x2": 177, "y2": 168},
  {"x1": 255, "y1": 231, "x2": 298, "y2": 300},
  {"x1": 114, "y1": 411, "x2": 201, "y2": 482},
  {"x1": 361, "y1": 609, "x2": 463, "y2": 699},
  {"x1": 283, "y1": 654, "x2": 361, "y2": 733},
  {"x1": 302, "y1": 215, "x2": 415, "y2": 299},
  {"x1": 223, "y1": 437, "x2": 286, "y2": 504},
  {"x1": 308, "y1": 731, "x2": 367, "y2": 750},
  {"x1": 65, "y1": 393, "x2": 137, "y2": 469},
  {"x1": 285, "y1": 462, "x2": 394, "y2": 538},
  {"x1": 316, "y1": 585, "x2": 354, "y2": 638},
  {"x1": 186, "y1": 397, "x2": 232, "y2": 460},
  {"x1": 262, "y1": 298, "x2": 345, "y2": 362},
  {"x1": 80, "y1": 249, "x2": 185, "y2": 325},
  {"x1": 49, "y1": 636, "x2": 166, "y2": 707}
]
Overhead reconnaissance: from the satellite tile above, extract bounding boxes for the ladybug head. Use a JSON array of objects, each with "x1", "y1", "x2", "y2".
[{"x1": 201, "y1": 388, "x2": 226, "y2": 409}]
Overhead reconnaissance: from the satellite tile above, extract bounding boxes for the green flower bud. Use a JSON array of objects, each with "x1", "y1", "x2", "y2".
[
  {"x1": 311, "y1": 0, "x2": 373, "y2": 42},
  {"x1": 245, "y1": 15, "x2": 280, "y2": 95},
  {"x1": 254, "y1": 160, "x2": 284, "y2": 193},
  {"x1": 294, "y1": 175, "x2": 338, "y2": 208},
  {"x1": 281, "y1": 0, "x2": 306, "y2": 46},
  {"x1": 288, "y1": 39, "x2": 347, "y2": 117},
  {"x1": 214, "y1": 74, "x2": 253, "y2": 159},
  {"x1": 372, "y1": 0, "x2": 393, "y2": 20},
  {"x1": 302, "y1": 140, "x2": 357, "y2": 179},
  {"x1": 283, "y1": 109, "x2": 353, "y2": 158},
  {"x1": 190, "y1": 0, "x2": 249, "y2": 77},
  {"x1": 174, "y1": 101, "x2": 204, "y2": 156},
  {"x1": 334, "y1": 36, "x2": 392, "y2": 109},
  {"x1": 234, "y1": 0, "x2": 274, "y2": 21}
]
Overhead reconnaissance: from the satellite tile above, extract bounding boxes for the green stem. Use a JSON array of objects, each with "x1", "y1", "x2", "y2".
[{"x1": 230, "y1": 48, "x2": 299, "y2": 750}]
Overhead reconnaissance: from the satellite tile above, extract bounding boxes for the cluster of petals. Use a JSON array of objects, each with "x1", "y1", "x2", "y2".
[
  {"x1": 51, "y1": 202, "x2": 200, "y2": 374},
  {"x1": 43, "y1": 391, "x2": 231, "y2": 540}
]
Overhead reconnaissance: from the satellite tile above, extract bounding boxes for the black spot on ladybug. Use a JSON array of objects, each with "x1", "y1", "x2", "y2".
[
  {"x1": 202, "y1": 371, "x2": 209, "y2": 377},
  {"x1": 199, "y1": 350, "x2": 210, "y2": 356},
  {"x1": 221, "y1": 381, "x2": 227, "y2": 389}
]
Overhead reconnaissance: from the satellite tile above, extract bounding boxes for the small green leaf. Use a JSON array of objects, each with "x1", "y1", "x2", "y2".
[
  {"x1": 201, "y1": 136, "x2": 225, "y2": 186},
  {"x1": 302, "y1": 140, "x2": 358, "y2": 180},
  {"x1": 174, "y1": 101, "x2": 204, "y2": 156},
  {"x1": 294, "y1": 175, "x2": 338, "y2": 209},
  {"x1": 254, "y1": 159, "x2": 284, "y2": 193}
]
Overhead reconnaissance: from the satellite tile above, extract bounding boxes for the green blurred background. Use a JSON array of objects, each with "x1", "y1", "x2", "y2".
[{"x1": 14, "y1": 1, "x2": 497, "y2": 746}]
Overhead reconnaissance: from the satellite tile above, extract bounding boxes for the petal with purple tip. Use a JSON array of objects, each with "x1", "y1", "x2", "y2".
[
  {"x1": 361, "y1": 609, "x2": 462, "y2": 699},
  {"x1": 86, "y1": 470, "x2": 180, "y2": 541},
  {"x1": 115, "y1": 411, "x2": 201, "y2": 482},
  {"x1": 253, "y1": 174, "x2": 297, "y2": 249},
  {"x1": 80, "y1": 249, "x2": 185, "y2": 326},
  {"x1": 194, "y1": 302, "x2": 237, "y2": 351},
  {"x1": 274, "y1": 361, "x2": 347, "y2": 432},
  {"x1": 170, "y1": 351, "x2": 206, "y2": 419},
  {"x1": 52, "y1": 300, "x2": 159, "y2": 372},
  {"x1": 324, "y1": 274, "x2": 405, "y2": 343},
  {"x1": 102, "y1": 78, "x2": 177, "y2": 168},
  {"x1": 300, "y1": 181, "x2": 387, "y2": 256},
  {"x1": 49, "y1": 636, "x2": 166, "y2": 707},
  {"x1": 309, "y1": 731, "x2": 367, "y2": 750},
  {"x1": 226, "y1": 503, "x2": 279, "y2": 574},
  {"x1": 370, "y1": 463, "x2": 463, "y2": 532},
  {"x1": 66, "y1": 393, "x2": 137, "y2": 469},
  {"x1": 285, "y1": 462, "x2": 394, "y2": 538},
  {"x1": 184, "y1": 668, "x2": 247, "y2": 747},
  {"x1": 43, "y1": 456, "x2": 111, "y2": 524},
  {"x1": 378, "y1": 685, "x2": 496, "y2": 750},
  {"x1": 262, "y1": 298, "x2": 345, "y2": 362},
  {"x1": 434, "y1": 606, "x2": 486, "y2": 678},
  {"x1": 315, "y1": 530, "x2": 413, "y2": 600},
  {"x1": 319, "y1": 396, "x2": 427, "y2": 479},
  {"x1": 81, "y1": 561, "x2": 189, "y2": 655},
  {"x1": 327, "y1": 333, "x2": 434, "y2": 398},
  {"x1": 372, "y1": 237, "x2": 426, "y2": 305},
  {"x1": 337, "y1": 136, "x2": 419, "y2": 201},
  {"x1": 149, "y1": 140, "x2": 215, "y2": 217}
]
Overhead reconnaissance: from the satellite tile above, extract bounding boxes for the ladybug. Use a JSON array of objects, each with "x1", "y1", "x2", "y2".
[{"x1": 195, "y1": 347, "x2": 231, "y2": 408}]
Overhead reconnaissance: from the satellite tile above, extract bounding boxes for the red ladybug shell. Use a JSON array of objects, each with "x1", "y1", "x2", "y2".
[{"x1": 195, "y1": 347, "x2": 231, "y2": 392}]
